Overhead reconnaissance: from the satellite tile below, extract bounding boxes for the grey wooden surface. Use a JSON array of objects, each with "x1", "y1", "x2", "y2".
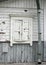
[
  {"x1": 0, "y1": 42, "x2": 44, "y2": 63},
  {"x1": 0, "y1": 43, "x2": 32, "y2": 63},
  {"x1": 0, "y1": 0, "x2": 44, "y2": 9}
]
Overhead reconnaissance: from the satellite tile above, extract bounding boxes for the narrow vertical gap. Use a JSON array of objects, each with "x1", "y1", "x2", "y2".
[{"x1": 41, "y1": 0, "x2": 44, "y2": 61}]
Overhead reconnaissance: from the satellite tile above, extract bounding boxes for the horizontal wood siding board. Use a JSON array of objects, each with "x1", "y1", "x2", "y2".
[
  {"x1": 0, "y1": 0, "x2": 43, "y2": 9},
  {"x1": 0, "y1": 8, "x2": 44, "y2": 41}
]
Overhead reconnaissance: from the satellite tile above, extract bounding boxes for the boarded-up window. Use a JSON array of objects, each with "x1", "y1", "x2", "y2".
[{"x1": 10, "y1": 17, "x2": 32, "y2": 46}]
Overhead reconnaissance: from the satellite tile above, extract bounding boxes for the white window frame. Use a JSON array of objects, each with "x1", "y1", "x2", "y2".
[{"x1": 10, "y1": 17, "x2": 32, "y2": 46}]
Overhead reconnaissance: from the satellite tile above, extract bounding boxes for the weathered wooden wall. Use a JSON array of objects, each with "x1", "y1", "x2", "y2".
[
  {"x1": 0, "y1": 9, "x2": 44, "y2": 41},
  {"x1": 0, "y1": 0, "x2": 44, "y2": 9},
  {"x1": 0, "y1": 0, "x2": 44, "y2": 62},
  {"x1": 0, "y1": 42, "x2": 44, "y2": 63},
  {"x1": 0, "y1": 43, "x2": 32, "y2": 63}
]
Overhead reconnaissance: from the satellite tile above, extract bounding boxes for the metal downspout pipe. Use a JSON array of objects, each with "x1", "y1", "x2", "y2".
[{"x1": 36, "y1": 0, "x2": 42, "y2": 64}]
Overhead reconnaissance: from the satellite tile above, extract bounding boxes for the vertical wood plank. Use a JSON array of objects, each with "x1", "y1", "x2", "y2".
[
  {"x1": 10, "y1": 46, "x2": 13, "y2": 63},
  {"x1": 24, "y1": 45, "x2": 28, "y2": 63},
  {"x1": 13, "y1": 45, "x2": 17, "y2": 63},
  {"x1": 17, "y1": 45, "x2": 21, "y2": 63},
  {"x1": 14, "y1": 45, "x2": 17, "y2": 63},
  {"x1": 16, "y1": 45, "x2": 18, "y2": 63},
  {"x1": 0, "y1": 44, "x2": 2, "y2": 63},
  {"x1": 7, "y1": 45, "x2": 11, "y2": 63},
  {"x1": 21, "y1": 45, "x2": 25, "y2": 63}
]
